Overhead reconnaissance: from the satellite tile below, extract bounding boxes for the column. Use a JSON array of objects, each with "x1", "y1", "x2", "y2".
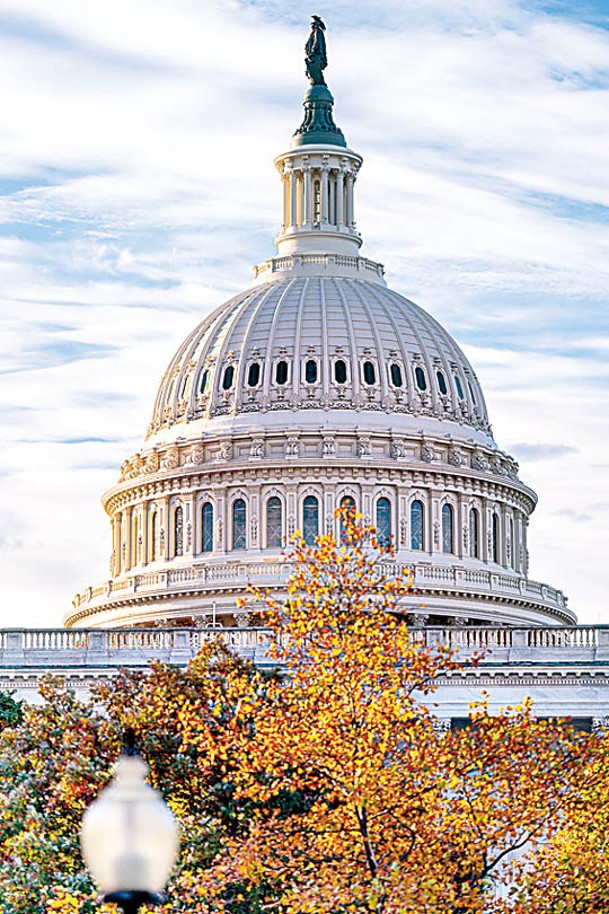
[
  {"x1": 303, "y1": 166, "x2": 311, "y2": 225},
  {"x1": 345, "y1": 173, "x2": 354, "y2": 227},
  {"x1": 321, "y1": 165, "x2": 329, "y2": 224},
  {"x1": 185, "y1": 494, "x2": 196, "y2": 557},
  {"x1": 290, "y1": 171, "x2": 298, "y2": 227},
  {"x1": 124, "y1": 509, "x2": 132, "y2": 572},
  {"x1": 160, "y1": 496, "x2": 170, "y2": 562},
  {"x1": 113, "y1": 514, "x2": 121, "y2": 576},
  {"x1": 282, "y1": 173, "x2": 289, "y2": 232},
  {"x1": 336, "y1": 170, "x2": 345, "y2": 226},
  {"x1": 141, "y1": 504, "x2": 149, "y2": 566}
]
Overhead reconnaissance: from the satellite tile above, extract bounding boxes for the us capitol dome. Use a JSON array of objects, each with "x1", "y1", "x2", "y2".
[{"x1": 67, "y1": 18, "x2": 572, "y2": 631}]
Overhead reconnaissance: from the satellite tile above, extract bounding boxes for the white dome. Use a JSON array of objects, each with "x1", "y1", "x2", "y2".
[
  {"x1": 69, "y1": 36, "x2": 571, "y2": 631},
  {"x1": 147, "y1": 276, "x2": 492, "y2": 447}
]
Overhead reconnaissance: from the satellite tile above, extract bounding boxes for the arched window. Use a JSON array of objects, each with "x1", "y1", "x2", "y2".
[
  {"x1": 437, "y1": 371, "x2": 448, "y2": 395},
  {"x1": 411, "y1": 500, "x2": 424, "y2": 551},
  {"x1": 415, "y1": 366, "x2": 427, "y2": 391},
  {"x1": 305, "y1": 359, "x2": 318, "y2": 384},
  {"x1": 468, "y1": 380, "x2": 477, "y2": 405},
  {"x1": 303, "y1": 495, "x2": 319, "y2": 545},
  {"x1": 454, "y1": 375, "x2": 464, "y2": 400},
  {"x1": 174, "y1": 506, "x2": 183, "y2": 557},
  {"x1": 275, "y1": 360, "x2": 288, "y2": 385},
  {"x1": 339, "y1": 494, "x2": 356, "y2": 540},
  {"x1": 334, "y1": 360, "x2": 347, "y2": 384},
  {"x1": 199, "y1": 369, "x2": 209, "y2": 394},
  {"x1": 247, "y1": 362, "x2": 261, "y2": 387},
  {"x1": 442, "y1": 504, "x2": 454, "y2": 554},
  {"x1": 266, "y1": 497, "x2": 283, "y2": 548},
  {"x1": 363, "y1": 361, "x2": 376, "y2": 385},
  {"x1": 150, "y1": 511, "x2": 157, "y2": 562},
  {"x1": 232, "y1": 499, "x2": 246, "y2": 551},
  {"x1": 492, "y1": 513, "x2": 500, "y2": 564},
  {"x1": 376, "y1": 497, "x2": 391, "y2": 547},
  {"x1": 469, "y1": 508, "x2": 479, "y2": 559},
  {"x1": 201, "y1": 502, "x2": 213, "y2": 553},
  {"x1": 390, "y1": 364, "x2": 403, "y2": 387},
  {"x1": 314, "y1": 179, "x2": 321, "y2": 222}
]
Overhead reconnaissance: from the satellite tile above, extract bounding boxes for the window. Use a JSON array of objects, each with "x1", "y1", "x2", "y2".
[
  {"x1": 376, "y1": 497, "x2": 391, "y2": 547},
  {"x1": 305, "y1": 359, "x2": 318, "y2": 384},
  {"x1": 201, "y1": 502, "x2": 213, "y2": 553},
  {"x1": 276, "y1": 360, "x2": 289, "y2": 385},
  {"x1": 492, "y1": 513, "x2": 500, "y2": 563},
  {"x1": 179, "y1": 373, "x2": 189, "y2": 399},
  {"x1": 222, "y1": 365, "x2": 234, "y2": 390},
  {"x1": 266, "y1": 496, "x2": 283, "y2": 548},
  {"x1": 339, "y1": 495, "x2": 356, "y2": 539},
  {"x1": 468, "y1": 380, "x2": 477, "y2": 405},
  {"x1": 232, "y1": 499, "x2": 246, "y2": 550},
  {"x1": 437, "y1": 371, "x2": 448, "y2": 395},
  {"x1": 415, "y1": 366, "x2": 427, "y2": 391},
  {"x1": 334, "y1": 359, "x2": 347, "y2": 384},
  {"x1": 150, "y1": 511, "x2": 157, "y2": 562},
  {"x1": 442, "y1": 504, "x2": 454, "y2": 554},
  {"x1": 314, "y1": 179, "x2": 321, "y2": 222},
  {"x1": 390, "y1": 364, "x2": 403, "y2": 388},
  {"x1": 454, "y1": 375, "x2": 464, "y2": 400},
  {"x1": 411, "y1": 500, "x2": 424, "y2": 551},
  {"x1": 509, "y1": 517, "x2": 515, "y2": 569},
  {"x1": 174, "y1": 506, "x2": 184, "y2": 557},
  {"x1": 199, "y1": 369, "x2": 209, "y2": 394},
  {"x1": 363, "y1": 361, "x2": 376, "y2": 385},
  {"x1": 247, "y1": 362, "x2": 261, "y2": 387},
  {"x1": 469, "y1": 508, "x2": 479, "y2": 559},
  {"x1": 303, "y1": 495, "x2": 319, "y2": 545}
]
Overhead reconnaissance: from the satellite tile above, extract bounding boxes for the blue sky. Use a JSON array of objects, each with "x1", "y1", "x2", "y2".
[{"x1": 0, "y1": 0, "x2": 608, "y2": 626}]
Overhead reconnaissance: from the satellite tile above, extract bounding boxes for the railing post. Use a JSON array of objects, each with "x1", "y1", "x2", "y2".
[
  {"x1": 87, "y1": 631, "x2": 108, "y2": 663},
  {"x1": 4, "y1": 631, "x2": 24, "y2": 663},
  {"x1": 509, "y1": 629, "x2": 528, "y2": 660},
  {"x1": 596, "y1": 628, "x2": 609, "y2": 660},
  {"x1": 169, "y1": 630, "x2": 193, "y2": 665}
]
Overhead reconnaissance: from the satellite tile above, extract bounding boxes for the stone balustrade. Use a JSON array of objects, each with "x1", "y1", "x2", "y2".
[
  {"x1": 71, "y1": 561, "x2": 569, "y2": 616},
  {"x1": 0, "y1": 625, "x2": 608, "y2": 673}
]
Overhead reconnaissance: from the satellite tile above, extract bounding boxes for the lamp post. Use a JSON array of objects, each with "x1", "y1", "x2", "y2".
[{"x1": 80, "y1": 730, "x2": 180, "y2": 914}]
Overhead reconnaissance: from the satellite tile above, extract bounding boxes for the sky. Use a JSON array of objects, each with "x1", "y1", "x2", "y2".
[{"x1": 0, "y1": 0, "x2": 608, "y2": 628}]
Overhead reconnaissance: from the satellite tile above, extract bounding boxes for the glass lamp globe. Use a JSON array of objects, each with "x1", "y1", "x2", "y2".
[{"x1": 80, "y1": 751, "x2": 180, "y2": 898}]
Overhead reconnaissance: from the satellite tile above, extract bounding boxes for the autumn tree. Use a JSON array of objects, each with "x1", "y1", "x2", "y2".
[
  {"x1": 498, "y1": 732, "x2": 609, "y2": 914},
  {"x1": 195, "y1": 509, "x2": 597, "y2": 914},
  {"x1": 0, "y1": 511, "x2": 601, "y2": 914}
]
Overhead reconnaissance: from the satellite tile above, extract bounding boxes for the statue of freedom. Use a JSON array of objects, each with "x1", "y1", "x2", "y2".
[{"x1": 305, "y1": 15, "x2": 327, "y2": 86}]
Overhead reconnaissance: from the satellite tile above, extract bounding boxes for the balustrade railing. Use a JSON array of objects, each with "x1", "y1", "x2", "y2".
[
  {"x1": 72, "y1": 560, "x2": 567, "y2": 613},
  {"x1": 0, "y1": 625, "x2": 608, "y2": 671}
]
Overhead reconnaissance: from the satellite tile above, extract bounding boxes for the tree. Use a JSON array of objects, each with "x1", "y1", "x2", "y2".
[
  {"x1": 498, "y1": 732, "x2": 609, "y2": 914},
  {"x1": 197, "y1": 510, "x2": 597, "y2": 914},
  {"x1": 0, "y1": 511, "x2": 599, "y2": 914}
]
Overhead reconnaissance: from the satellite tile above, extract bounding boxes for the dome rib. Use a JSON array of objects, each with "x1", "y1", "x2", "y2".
[{"x1": 147, "y1": 276, "x2": 492, "y2": 443}]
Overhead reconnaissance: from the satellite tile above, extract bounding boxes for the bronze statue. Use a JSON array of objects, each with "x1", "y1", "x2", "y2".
[{"x1": 305, "y1": 15, "x2": 327, "y2": 86}]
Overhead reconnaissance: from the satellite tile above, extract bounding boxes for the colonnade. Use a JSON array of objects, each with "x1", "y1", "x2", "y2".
[{"x1": 110, "y1": 482, "x2": 528, "y2": 579}]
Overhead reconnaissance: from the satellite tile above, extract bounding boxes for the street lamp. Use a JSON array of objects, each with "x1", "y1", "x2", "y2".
[{"x1": 80, "y1": 730, "x2": 180, "y2": 914}]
